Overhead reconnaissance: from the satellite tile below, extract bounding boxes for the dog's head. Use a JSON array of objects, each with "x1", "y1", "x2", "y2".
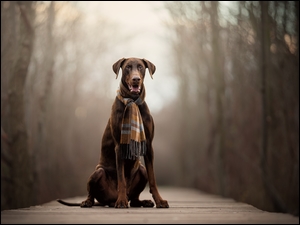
[{"x1": 112, "y1": 58, "x2": 156, "y2": 95}]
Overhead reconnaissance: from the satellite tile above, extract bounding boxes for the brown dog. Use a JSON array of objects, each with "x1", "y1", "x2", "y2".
[{"x1": 57, "y1": 58, "x2": 169, "y2": 208}]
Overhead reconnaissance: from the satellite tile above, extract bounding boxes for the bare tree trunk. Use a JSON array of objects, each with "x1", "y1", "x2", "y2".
[
  {"x1": 40, "y1": 1, "x2": 55, "y2": 112},
  {"x1": 260, "y1": 1, "x2": 268, "y2": 197},
  {"x1": 174, "y1": 29, "x2": 191, "y2": 186},
  {"x1": 210, "y1": 1, "x2": 226, "y2": 196},
  {"x1": 37, "y1": 0, "x2": 56, "y2": 194},
  {"x1": 259, "y1": 1, "x2": 287, "y2": 213},
  {"x1": 295, "y1": 2, "x2": 299, "y2": 212},
  {"x1": 7, "y1": 1, "x2": 35, "y2": 209}
]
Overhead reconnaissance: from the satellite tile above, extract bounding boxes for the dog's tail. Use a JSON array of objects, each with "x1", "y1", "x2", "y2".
[
  {"x1": 57, "y1": 199, "x2": 103, "y2": 207},
  {"x1": 57, "y1": 199, "x2": 81, "y2": 206}
]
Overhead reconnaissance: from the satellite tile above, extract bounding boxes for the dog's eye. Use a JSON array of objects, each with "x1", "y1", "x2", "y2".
[
  {"x1": 126, "y1": 65, "x2": 132, "y2": 70},
  {"x1": 137, "y1": 65, "x2": 143, "y2": 70}
]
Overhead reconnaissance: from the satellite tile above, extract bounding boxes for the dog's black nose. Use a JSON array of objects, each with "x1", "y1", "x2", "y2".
[{"x1": 132, "y1": 76, "x2": 141, "y2": 82}]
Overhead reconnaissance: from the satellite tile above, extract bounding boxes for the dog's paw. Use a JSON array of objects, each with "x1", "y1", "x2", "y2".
[
  {"x1": 80, "y1": 199, "x2": 93, "y2": 208},
  {"x1": 130, "y1": 199, "x2": 154, "y2": 208},
  {"x1": 115, "y1": 199, "x2": 129, "y2": 208},
  {"x1": 142, "y1": 200, "x2": 155, "y2": 208},
  {"x1": 155, "y1": 199, "x2": 169, "y2": 208}
]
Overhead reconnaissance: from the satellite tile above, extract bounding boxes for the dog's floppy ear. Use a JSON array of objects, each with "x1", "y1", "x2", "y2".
[
  {"x1": 112, "y1": 58, "x2": 126, "y2": 79},
  {"x1": 142, "y1": 58, "x2": 156, "y2": 79}
]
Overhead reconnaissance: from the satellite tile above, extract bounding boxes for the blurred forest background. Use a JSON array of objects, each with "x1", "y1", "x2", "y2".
[{"x1": 1, "y1": 1, "x2": 299, "y2": 216}]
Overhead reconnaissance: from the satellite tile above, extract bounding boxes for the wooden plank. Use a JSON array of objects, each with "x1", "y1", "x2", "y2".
[{"x1": 1, "y1": 187, "x2": 299, "y2": 224}]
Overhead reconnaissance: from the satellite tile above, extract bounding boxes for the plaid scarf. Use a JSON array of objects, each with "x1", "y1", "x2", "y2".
[{"x1": 117, "y1": 82, "x2": 146, "y2": 159}]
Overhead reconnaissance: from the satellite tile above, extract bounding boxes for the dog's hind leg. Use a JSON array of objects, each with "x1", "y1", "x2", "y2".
[
  {"x1": 129, "y1": 164, "x2": 154, "y2": 208},
  {"x1": 80, "y1": 166, "x2": 116, "y2": 207},
  {"x1": 80, "y1": 168, "x2": 101, "y2": 207}
]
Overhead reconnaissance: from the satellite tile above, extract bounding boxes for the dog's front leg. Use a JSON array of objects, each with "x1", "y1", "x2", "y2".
[
  {"x1": 144, "y1": 144, "x2": 169, "y2": 208},
  {"x1": 115, "y1": 145, "x2": 129, "y2": 208}
]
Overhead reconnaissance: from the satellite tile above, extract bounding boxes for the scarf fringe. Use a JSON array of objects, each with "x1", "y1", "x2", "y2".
[{"x1": 120, "y1": 140, "x2": 146, "y2": 159}]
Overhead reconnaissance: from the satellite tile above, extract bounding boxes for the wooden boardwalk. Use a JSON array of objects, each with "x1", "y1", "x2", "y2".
[{"x1": 1, "y1": 187, "x2": 299, "y2": 224}]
